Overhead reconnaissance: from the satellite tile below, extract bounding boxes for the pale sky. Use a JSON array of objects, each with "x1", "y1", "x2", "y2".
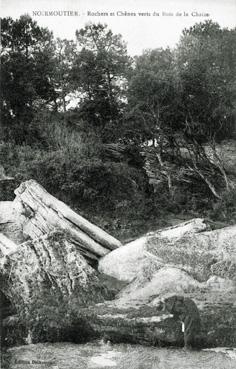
[{"x1": 1, "y1": 0, "x2": 236, "y2": 55}]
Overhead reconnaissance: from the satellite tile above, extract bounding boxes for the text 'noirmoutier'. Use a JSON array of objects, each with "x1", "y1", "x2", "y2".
[{"x1": 32, "y1": 10, "x2": 210, "y2": 17}]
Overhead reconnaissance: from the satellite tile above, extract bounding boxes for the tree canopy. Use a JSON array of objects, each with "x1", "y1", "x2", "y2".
[
  {"x1": 1, "y1": 15, "x2": 56, "y2": 143},
  {"x1": 69, "y1": 24, "x2": 131, "y2": 139},
  {"x1": 1, "y1": 17, "x2": 236, "y2": 223}
]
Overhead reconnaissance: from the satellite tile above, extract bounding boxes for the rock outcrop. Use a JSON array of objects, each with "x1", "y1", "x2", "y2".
[
  {"x1": 0, "y1": 180, "x2": 122, "y2": 345},
  {"x1": 81, "y1": 221, "x2": 236, "y2": 348},
  {"x1": 98, "y1": 218, "x2": 210, "y2": 282},
  {"x1": 0, "y1": 232, "x2": 110, "y2": 306},
  {"x1": 1, "y1": 180, "x2": 121, "y2": 262},
  {"x1": 143, "y1": 223, "x2": 236, "y2": 283},
  {"x1": 1, "y1": 180, "x2": 236, "y2": 348},
  {"x1": 1, "y1": 231, "x2": 116, "y2": 345},
  {"x1": 0, "y1": 232, "x2": 113, "y2": 307}
]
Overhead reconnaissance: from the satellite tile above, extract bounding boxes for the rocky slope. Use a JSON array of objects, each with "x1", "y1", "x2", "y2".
[
  {"x1": 98, "y1": 218, "x2": 209, "y2": 282},
  {"x1": 0, "y1": 181, "x2": 122, "y2": 345},
  {"x1": 1, "y1": 180, "x2": 236, "y2": 348},
  {"x1": 0, "y1": 232, "x2": 110, "y2": 306},
  {"x1": 0, "y1": 231, "x2": 116, "y2": 345},
  {"x1": 81, "y1": 222, "x2": 236, "y2": 347}
]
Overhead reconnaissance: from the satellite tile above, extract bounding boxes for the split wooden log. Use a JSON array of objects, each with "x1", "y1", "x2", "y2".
[{"x1": 13, "y1": 180, "x2": 121, "y2": 260}]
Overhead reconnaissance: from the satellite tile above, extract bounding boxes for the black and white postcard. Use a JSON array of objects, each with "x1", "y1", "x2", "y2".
[{"x1": 1, "y1": 1, "x2": 236, "y2": 368}]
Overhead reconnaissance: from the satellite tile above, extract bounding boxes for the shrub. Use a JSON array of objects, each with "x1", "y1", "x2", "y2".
[{"x1": 209, "y1": 188, "x2": 236, "y2": 223}]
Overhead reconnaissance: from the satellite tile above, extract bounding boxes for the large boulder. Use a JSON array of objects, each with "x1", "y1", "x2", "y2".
[
  {"x1": 0, "y1": 180, "x2": 123, "y2": 345},
  {"x1": 0, "y1": 232, "x2": 111, "y2": 307},
  {"x1": 98, "y1": 218, "x2": 210, "y2": 282},
  {"x1": 1, "y1": 180, "x2": 236, "y2": 348},
  {"x1": 145, "y1": 223, "x2": 236, "y2": 282},
  {"x1": 0, "y1": 231, "x2": 115, "y2": 345},
  {"x1": 82, "y1": 221, "x2": 236, "y2": 347},
  {"x1": 80, "y1": 271, "x2": 236, "y2": 348}
]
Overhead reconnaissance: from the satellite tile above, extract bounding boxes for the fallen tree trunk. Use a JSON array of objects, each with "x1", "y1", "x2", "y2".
[{"x1": 13, "y1": 180, "x2": 121, "y2": 260}]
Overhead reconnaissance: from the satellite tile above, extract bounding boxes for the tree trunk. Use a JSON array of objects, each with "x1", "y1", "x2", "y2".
[
  {"x1": 187, "y1": 163, "x2": 222, "y2": 200},
  {"x1": 156, "y1": 152, "x2": 174, "y2": 197}
]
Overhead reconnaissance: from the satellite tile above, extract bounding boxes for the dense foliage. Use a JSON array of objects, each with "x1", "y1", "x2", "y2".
[{"x1": 1, "y1": 16, "x2": 236, "y2": 231}]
